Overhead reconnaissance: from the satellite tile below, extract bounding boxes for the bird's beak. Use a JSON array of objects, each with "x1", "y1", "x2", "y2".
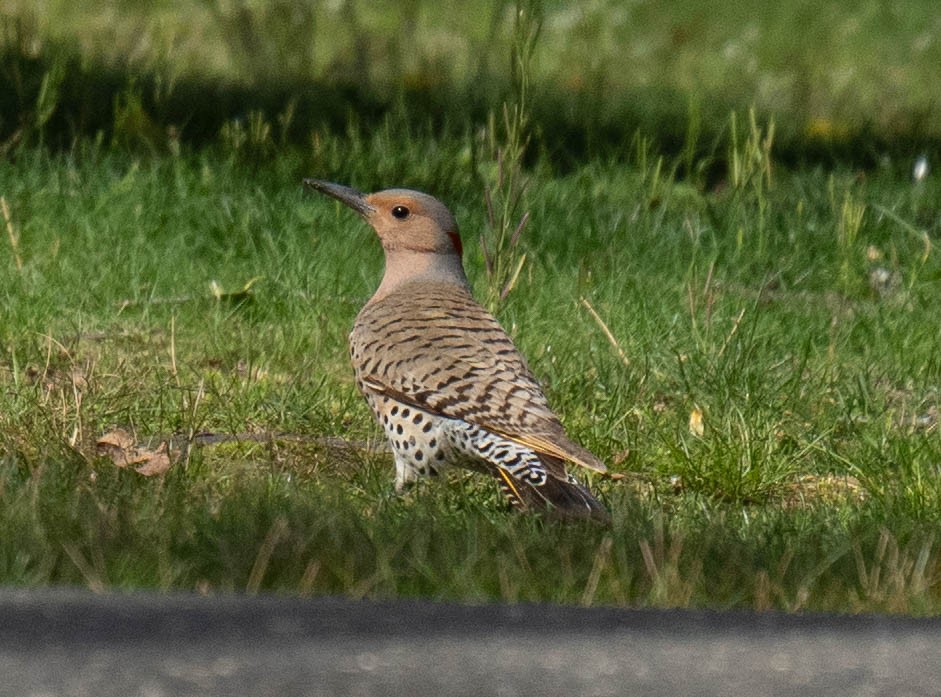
[{"x1": 303, "y1": 179, "x2": 374, "y2": 218}]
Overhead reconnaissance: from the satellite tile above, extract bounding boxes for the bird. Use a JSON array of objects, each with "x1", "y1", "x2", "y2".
[{"x1": 305, "y1": 179, "x2": 609, "y2": 522}]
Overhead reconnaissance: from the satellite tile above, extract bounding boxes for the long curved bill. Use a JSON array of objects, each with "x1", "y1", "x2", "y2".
[{"x1": 303, "y1": 179, "x2": 375, "y2": 218}]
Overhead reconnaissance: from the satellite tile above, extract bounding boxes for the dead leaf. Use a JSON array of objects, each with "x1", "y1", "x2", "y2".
[
  {"x1": 96, "y1": 428, "x2": 175, "y2": 476},
  {"x1": 132, "y1": 441, "x2": 173, "y2": 476},
  {"x1": 689, "y1": 407, "x2": 704, "y2": 437},
  {"x1": 210, "y1": 276, "x2": 262, "y2": 302},
  {"x1": 96, "y1": 428, "x2": 136, "y2": 462}
]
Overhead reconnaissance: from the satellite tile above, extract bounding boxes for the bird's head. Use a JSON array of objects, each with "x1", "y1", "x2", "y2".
[{"x1": 304, "y1": 180, "x2": 462, "y2": 258}]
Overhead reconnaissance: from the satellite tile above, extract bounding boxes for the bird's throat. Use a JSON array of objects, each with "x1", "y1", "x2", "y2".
[{"x1": 370, "y1": 250, "x2": 469, "y2": 304}]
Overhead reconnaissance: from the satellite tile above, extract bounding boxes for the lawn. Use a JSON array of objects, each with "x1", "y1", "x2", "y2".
[{"x1": 1, "y1": 1, "x2": 940, "y2": 613}]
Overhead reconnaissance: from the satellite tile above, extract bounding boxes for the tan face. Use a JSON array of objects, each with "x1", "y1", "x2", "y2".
[
  {"x1": 364, "y1": 189, "x2": 462, "y2": 256},
  {"x1": 304, "y1": 180, "x2": 462, "y2": 257}
]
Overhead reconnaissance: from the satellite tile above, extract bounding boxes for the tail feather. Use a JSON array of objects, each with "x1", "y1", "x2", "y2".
[{"x1": 495, "y1": 459, "x2": 609, "y2": 524}]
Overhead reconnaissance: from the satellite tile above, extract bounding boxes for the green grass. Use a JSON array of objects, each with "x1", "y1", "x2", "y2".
[
  {"x1": 1, "y1": 0, "x2": 941, "y2": 614},
  {"x1": 2, "y1": 131, "x2": 941, "y2": 613}
]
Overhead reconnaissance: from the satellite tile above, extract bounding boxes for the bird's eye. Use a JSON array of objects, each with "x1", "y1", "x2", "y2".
[{"x1": 391, "y1": 205, "x2": 410, "y2": 219}]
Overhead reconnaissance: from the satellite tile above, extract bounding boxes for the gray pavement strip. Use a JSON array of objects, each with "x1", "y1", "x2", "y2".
[{"x1": 1, "y1": 587, "x2": 939, "y2": 697}]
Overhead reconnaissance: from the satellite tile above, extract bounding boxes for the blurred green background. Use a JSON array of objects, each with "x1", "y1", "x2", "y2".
[{"x1": 2, "y1": 0, "x2": 939, "y2": 164}]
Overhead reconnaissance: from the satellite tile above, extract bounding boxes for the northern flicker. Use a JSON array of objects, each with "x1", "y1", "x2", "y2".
[{"x1": 305, "y1": 179, "x2": 609, "y2": 522}]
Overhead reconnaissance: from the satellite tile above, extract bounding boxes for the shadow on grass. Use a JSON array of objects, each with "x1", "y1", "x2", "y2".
[{"x1": 2, "y1": 39, "x2": 937, "y2": 172}]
